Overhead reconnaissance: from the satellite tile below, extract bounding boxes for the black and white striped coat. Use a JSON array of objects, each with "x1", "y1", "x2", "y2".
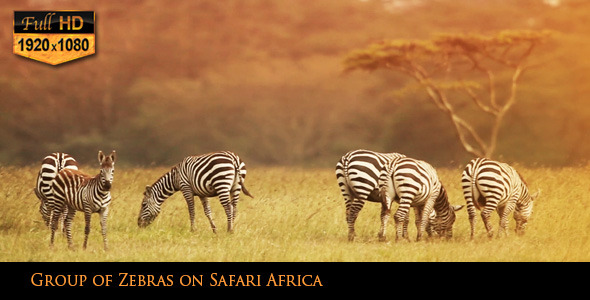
[
  {"x1": 50, "y1": 150, "x2": 116, "y2": 250},
  {"x1": 335, "y1": 149, "x2": 406, "y2": 241},
  {"x1": 461, "y1": 158, "x2": 537, "y2": 238},
  {"x1": 138, "y1": 151, "x2": 253, "y2": 233},
  {"x1": 379, "y1": 157, "x2": 463, "y2": 241},
  {"x1": 34, "y1": 153, "x2": 79, "y2": 228}
]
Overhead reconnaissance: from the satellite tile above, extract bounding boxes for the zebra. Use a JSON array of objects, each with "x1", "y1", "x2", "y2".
[
  {"x1": 34, "y1": 153, "x2": 79, "y2": 228},
  {"x1": 49, "y1": 150, "x2": 116, "y2": 250},
  {"x1": 138, "y1": 151, "x2": 253, "y2": 234},
  {"x1": 335, "y1": 149, "x2": 406, "y2": 241},
  {"x1": 461, "y1": 157, "x2": 538, "y2": 238},
  {"x1": 378, "y1": 157, "x2": 464, "y2": 241}
]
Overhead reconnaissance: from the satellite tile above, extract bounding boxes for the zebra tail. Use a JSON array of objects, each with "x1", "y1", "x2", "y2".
[
  {"x1": 236, "y1": 166, "x2": 254, "y2": 198},
  {"x1": 470, "y1": 171, "x2": 482, "y2": 210},
  {"x1": 241, "y1": 182, "x2": 254, "y2": 198},
  {"x1": 378, "y1": 164, "x2": 395, "y2": 207}
]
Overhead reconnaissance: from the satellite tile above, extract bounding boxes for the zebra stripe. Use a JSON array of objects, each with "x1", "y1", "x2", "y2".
[
  {"x1": 379, "y1": 157, "x2": 463, "y2": 241},
  {"x1": 138, "y1": 151, "x2": 253, "y2": 233},
  {"x1": 34, "y1": 153, "x2": 79, "y2": 228},
  {"x1": 335, "y1": 149, "x2": 406, "y2": 241},
  {"x1": 50, "y1": 150, "x2": 116, "y2": 250},
  {"x1": 461, "y1": 157, "x2": 536, "y2": 238}
]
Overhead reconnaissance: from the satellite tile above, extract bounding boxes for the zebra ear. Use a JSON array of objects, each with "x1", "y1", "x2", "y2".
[
  {"x1": 144, "y1": 185, "x2": 152, "y2": 196},
  {"x1": 453, "y1": 205, "x2": 465, "y2": 211},
  {"x1": 531, "y1": 189, "x2": 541, "y2": 200},
  {"x1": 110, "y1": 150, "x2": 116, "y2": 163},
  {"x1": 98, "y1": 150, "x2": 105, "y2": 163}
]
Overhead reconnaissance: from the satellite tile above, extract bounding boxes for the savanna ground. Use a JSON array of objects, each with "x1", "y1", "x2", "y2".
[{"x1": 1, "y1": 164, "x2": 589, "y2": 262}]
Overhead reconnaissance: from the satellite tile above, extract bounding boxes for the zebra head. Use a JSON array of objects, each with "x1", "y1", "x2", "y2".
[
  {"x1": 98, "y1": 150, "x2": 116, "y2": 190},
  {"x1": 514, "y1": 189, "x2": 539, "y2": 235},
  {"x1": 138, "y1": 185, "x2": 161, "y2": 228},
  {"x1": 429, "y1": 204, "x2": 464, "y2": 239}
]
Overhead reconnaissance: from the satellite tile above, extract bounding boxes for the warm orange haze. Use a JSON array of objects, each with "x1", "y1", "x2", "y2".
[
  {"x1": 0, "y1": 0, "x2": 589, "y2": 265},
  {"x1": 1, "y1": 0, "x2": 589, "y2": 167}
]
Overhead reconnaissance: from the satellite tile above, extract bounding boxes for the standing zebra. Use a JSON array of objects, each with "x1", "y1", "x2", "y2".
[
  {"x1": 138, "y1": 151, "x2": 253, "y2": 233},
  {"x1": 379, "y1": 157, "x2": 463, "y2": 241},
  {"x1": 34, "y1": 153, "x2": 79, "y2": 228},
  {"x1": 461, "y1": 158, "x2": 537, "y2": 238},
  {"x1": 335, "y1": 149, "x2": 406, "y2": 241},
  {"x1": 49, "y1": 150, "x2": 116, "y2": 250}
]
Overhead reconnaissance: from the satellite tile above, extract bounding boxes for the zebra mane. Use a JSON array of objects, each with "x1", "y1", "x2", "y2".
[{"x1": 147, "y1": 166, "x2": 179, "y2": 200}]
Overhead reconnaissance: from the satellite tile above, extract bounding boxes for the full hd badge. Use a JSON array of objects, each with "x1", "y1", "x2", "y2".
[{"x1": 13, "y1": 11, "x2": 95, "y2": 65}]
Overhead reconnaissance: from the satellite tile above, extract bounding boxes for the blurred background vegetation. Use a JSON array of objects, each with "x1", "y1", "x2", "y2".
[{"x1": 1, "y1": 0, "x2": 588, "y2": 167}]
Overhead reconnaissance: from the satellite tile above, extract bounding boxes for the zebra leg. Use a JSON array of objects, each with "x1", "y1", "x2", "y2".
[
  {"x1": 394, "y1": 199, "x2": 412, "y2": 241},
  {"x1": 231, "y1": 187, "x2": 241, "y2": 228},
  {"x1": 180, "y1": 188, "x2": 196, "y2": 232},
  {"x1": 481, "y1": 204, "x2": 496, "y2": 239},
  {"x1": 82, "y1": 210, "x2": 92, "y2": 250},
  {"x1": 346, "y1": 199, "x2": 365, "y2": 241},
  {"x1": 64, "y1": 208, "x2": 76, "y2": 250},
  {"x1": 99, "y1": 206, "x2": 109, "y2": 251},
  {"x1": 49, "y1": 208, "x2": 62, "y2": 249},
  {"x1": 417, "y1": 198, "x2": 436, "y2": 241},
  {"x1": 339, "y1": 183, "x2": 357, "y2": 241},
  {"x1": 413, "y1": 206, "x2": 423, "y2": 241},
  {"x1": 378, "y1": 200, "x2": 391, "y2": 242},
  {"x1": 498, "y1": 201, "x2": 516, "y2": 238},
  {"x1": 199, "y1": 196, "x2": 217, "y2": 234},
  {"x1": 218, "y1": 190, "x2": 234, "y2": 233},
  {"x1": 466, "y1": 202, "x2": 478, "y2": 240},
  {"x1": 403, "y1": 211, "x2": 410, "y2": 239},
  {"x1": 59, "y1": 208, "x2": 68, "y2": 235}
]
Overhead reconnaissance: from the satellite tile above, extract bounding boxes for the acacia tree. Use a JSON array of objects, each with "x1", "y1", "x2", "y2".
[{"x1": 344, "y1": 30, "x2": 552, "y2": 158}]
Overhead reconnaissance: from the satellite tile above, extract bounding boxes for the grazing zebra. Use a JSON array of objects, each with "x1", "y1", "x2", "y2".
[
  {"x1": 34, "y1": 153, "x2": 79, "y2": 228},
  {"x1": 379, "y1": 157, "x2": 464, "y2": 241},
  {"x1": 461, "y1": 158, "x2": 537, "y2": 238},
  {"x1": 335, "y1": 149, "x2": 406, "y2": 241},
  {"x1": 138, "y1": 151, "x2": 253, "y2": 233},
  {"x1": 49, "y1": 150, "x2": 116, "y2": 250}
]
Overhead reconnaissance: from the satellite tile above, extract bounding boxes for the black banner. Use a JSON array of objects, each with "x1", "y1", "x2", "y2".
[
  {"x1": 0, "y1": 261, "x2": 583, "y2": 296},
  {"x1": 14, "y1": 11, "x2": 94, "y2": 34}
]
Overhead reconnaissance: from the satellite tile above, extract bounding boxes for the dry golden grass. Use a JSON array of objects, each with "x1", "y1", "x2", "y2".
[{"x1": 1, "y1": 164, "x2": 589, "y2": 262}]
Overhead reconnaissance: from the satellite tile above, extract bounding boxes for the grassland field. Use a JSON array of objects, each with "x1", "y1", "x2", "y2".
[{"x1": 1, "y1": 164, "x2": 589, "y2": 262}]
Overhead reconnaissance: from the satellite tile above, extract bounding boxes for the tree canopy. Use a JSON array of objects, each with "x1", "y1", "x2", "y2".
[{"x1": 344, "y1": 30, "x2": 554, "y2": 158}]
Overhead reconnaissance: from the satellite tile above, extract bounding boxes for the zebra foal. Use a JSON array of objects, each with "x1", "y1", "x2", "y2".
[
  {"x1": 461, "y1": 158, "x2": 537, "y2": 238},
  {"x1": 138, "y1": 151, "x2": 253, "y2": 233},
  {"x1": 49, "y1": 150, "x2": 116, "y2": 250}
]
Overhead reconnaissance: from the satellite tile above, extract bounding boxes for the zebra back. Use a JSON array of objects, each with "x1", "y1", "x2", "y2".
[
  {"x1": 177, "y1": 151, "x2": 252, "y2": 198},
  {"x1": 336, "y1": 149, "x2": 405, "y2": 202}
]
